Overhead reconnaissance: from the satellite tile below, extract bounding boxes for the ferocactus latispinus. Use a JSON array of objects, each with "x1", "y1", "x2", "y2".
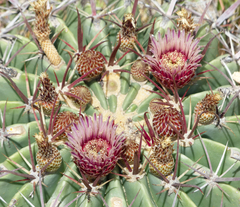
[
  {"x1": 31, "y1": 0, "x2": 62, "y2": 67},
  {"x1": 117, "y1": 13, "x2": 137, "y2": 52},
  {"x1": 153, "y1": 107, "x2": 182, "y2": 138},
  {"x1": 67, "y1": 85, "x2": 92, "y2": 111},
  {"x1": 149, "y1": 140, "x2": 174, "y2": 176},
  {"x1": 194, "y1": 93, "x2": 222, "y2": 125},
  {"x1": 52, "y1": 111, "x2": 79, "y2": 142},
  {"x1": 35, "y1": 132, "x2": 62, "y2": 173},
  {"x1": 131, "y1": 59, "x2": 150, "y2": 82},
  {"x1": 66, "y1": 114, "x2": 126, "y2": 180},
  {"x1": 37, "y1": 72, "x2": 60, "y2": 116},
  {"x1": 149, "y1": 98, "x2": 164, "y2": 114},
  {"x1": 75, "y1": 50, "x2": 105, "y2": 80},
  {"x1": 123, "y1": 139, "x2": 139, "y2": 165},
  {"x1": 176, "y1": 8, "x2": 199, "y2": 34}
]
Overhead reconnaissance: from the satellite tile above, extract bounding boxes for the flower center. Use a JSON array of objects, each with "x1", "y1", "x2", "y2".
[
  {"x1": 160, "y1": 50, "x2": 187, "y2": 71},
  {"x1": 83, "y1": 138, "x2": 111, "y2": 159}
]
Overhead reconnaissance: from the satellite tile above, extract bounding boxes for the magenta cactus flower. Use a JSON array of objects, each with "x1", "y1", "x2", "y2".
[
  {"x1": 66, "y1": 114, "x2": 126, "y2": 180},
  {"x1": 144, "y1": 29, "x2": 203, "y2": 89}
]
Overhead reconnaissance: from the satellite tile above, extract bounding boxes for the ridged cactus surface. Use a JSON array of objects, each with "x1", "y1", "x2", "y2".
[{"x1": 0, "y1": 0, "x2": 240, "y2": 207}]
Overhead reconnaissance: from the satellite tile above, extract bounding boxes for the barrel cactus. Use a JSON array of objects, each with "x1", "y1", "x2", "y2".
[{"x1": 0, "y1": 0, "x2": 240, "y2": 206}]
